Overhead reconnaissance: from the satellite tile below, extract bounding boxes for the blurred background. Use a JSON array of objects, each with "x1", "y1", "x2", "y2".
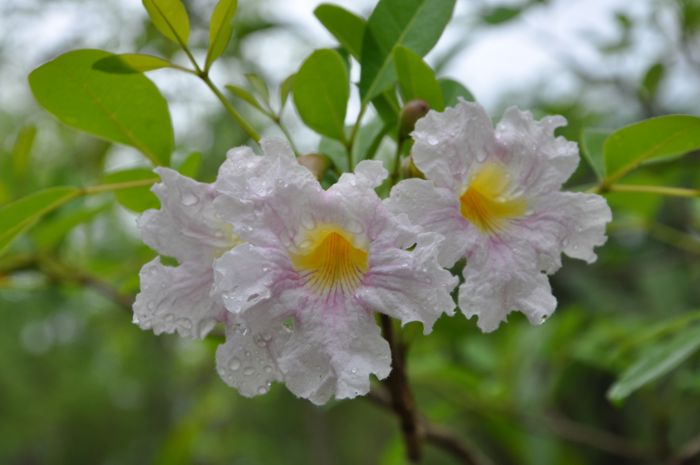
[{"x1": 1, "y1": 0, "x2": 700, "y2": 464}]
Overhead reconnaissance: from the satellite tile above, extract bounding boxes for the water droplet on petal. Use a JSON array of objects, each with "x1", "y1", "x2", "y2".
[
  {"x1": 243, "y1": 366, "x2": 255, "y2": 375},
  {"x1": 181, "y1": 193, "x2": 198, "y2": 206},
  {"x1": 351, "y1": 368, "x2": 357, "y2": 374},
  {"x1": 264, "y1": 365, "x2": 273, "y2": 373},
  {"x1": 257, "y1": 385, "x2": 269, "y2": 395},
  {"x1": 229, "y1": 358, "x2": 241, "y2": 371}
]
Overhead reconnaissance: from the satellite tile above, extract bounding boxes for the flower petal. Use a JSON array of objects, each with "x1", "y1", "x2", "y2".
[
  {"x1": 358, "y1": 232, "x2": 458, "y2": 333},
  {"x1": 412, "y1": 100, "x2": 495, "y2": 193},
  {"x1": 458, "y1": 251, "x2": 556, "y2": 332},
  {"x1": 139, "y1": 168, "x2": 233, "y2": 264},
  {"x1": 495, "y1": 107, "x2": 579, "y2": 196},
  {"x1": 133, "y1": 257, "x2": 222, "y2": 339},
  {"x1": 213, "y1": 244, "x2": 297, "y2": 315},
  {"x1": 275, "y1": 300, "x2": 391, "y2": 405},
  {"x1": 216, "y1": 320, "x2": 286, "y2": 397},
  {"x1": 387, "y1": 178, "x2": 478, "y2": 267}
]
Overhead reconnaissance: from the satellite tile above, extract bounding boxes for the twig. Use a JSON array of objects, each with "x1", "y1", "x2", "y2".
[
  {"x1": 380, "y1": 314, "x2": 423, "y2": 462},
  {"x1": 665, "y1": 432, "x2": 700, "y2": 465},
  {"x1": 366, "y1": 387, "x2": 485, "y2": 465},
  {"x1": 543, "y1": 411, "x2": 648, "y2": 459}
]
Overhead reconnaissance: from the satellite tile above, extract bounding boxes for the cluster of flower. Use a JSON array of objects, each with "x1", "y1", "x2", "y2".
[{"x1": 132, "y1": 101, "x2": 612, "y2": 404}]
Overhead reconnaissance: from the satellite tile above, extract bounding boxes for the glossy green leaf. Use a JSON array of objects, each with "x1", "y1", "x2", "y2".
[
  {"x1": 245, "y1": 73, "x2": 270, "y2": 106},
  {"x1": 359, "y1": 0, "x2": 456, "y2": 103},
  {"x1": 641, "y1": 62, "x2": 665, "y2": 99},
  {"x1": 605, "y1": 115, "x2": 700, "y2": 181},
  {"x1": 438, "y1": 78, "x2": 474, "y2": 107},
  {"x1": 206, "y1": 0, "x2": 237, "y2": 70},
  {"x1": 103, "y1": 169, "x2": 159, "y2": 213},
  {"x1": 580, "y1": 128, "x2": 611, "y2": 181},
  {"x1": 226, "y1": 84, "x2": 267, "y2": 114},
  {"x1": 29, "y1": 49, "x2": 174, "y2": 166},
  {"x1": 177, "y1": 152, "x2": 202, "y2": 178},
  {"x1": 30, "y1": 202, "x2": 110, "y2": 250},
  {"x1": 608, "y1": 324, "x2": 700, "y2": 403},
  {"x1": 481, "y1": 6, "x2": 522, "y2": 25},
  {"x1": 142, "y1": 0, "x2": 190, "y2": 45},
  {"x1": 0, "y1": 187, "x2": 80, "y2": 255},
  {"x1": 94, "y1": 54, "x2": 173, "y2": 73},
  {"x1": 314, "y1": 4, "x2": 366, "y2": 60},
  {"x1": 11, "y1": 125, "x2": 36, "y2": 179},
  {"x1": 394, "y1": 46, "x2": 444, "y2": 111},
  {"x1": 279, "y1": 73, "x2": 296, "y2": 110},
  {"x1": 293, "y1": 49, "x2": 349, "y2": 141}
]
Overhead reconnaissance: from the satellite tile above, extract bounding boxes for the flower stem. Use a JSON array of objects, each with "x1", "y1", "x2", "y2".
[
  {"x1": 606, "y1": 184, "x2": 699, "y2": 197},
  {"x1": 199, "y1": 73, "x2": 262, "y2": 143},
  {"x1": 380, "y1": 314, "x2": 423, "y2": 462}
]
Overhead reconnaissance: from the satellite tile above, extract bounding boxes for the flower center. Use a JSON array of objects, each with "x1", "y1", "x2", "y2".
[
  {"x1": 289, "y1": 225, "x2": 369, "y2": 296},
  {"x1": 459, "y1": 163, "x2": 527, "y2": 234}
]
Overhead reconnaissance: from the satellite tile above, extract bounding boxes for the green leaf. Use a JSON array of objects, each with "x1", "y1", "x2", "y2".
[
  {"x1": 142, "y1": 0, "x2": 190, "y2": 46},
  {"x1": 29, "y1": 49, "x2": 174, "y2": 166},
  {"x1": 0, "y1": 187, "x2": 80, "y2": 255},
  {"x1": 641, "y1": 62, "x2": 665, "y2": 99},
  {"x1": 11, "y1": 125, "x2": 36, "y2": 179},
  {"x1": 245, "y1": 73, "x2": 270, "y2": 106},
  {"x1": 226, "y1": 84, "x2": 267, "y2": 114},
  {"x1": 30, "y1": 202, "x2": 110, "y2": 250},
  {"x1": 394, "y1": 46, "x2": 444, "y2": 111},
  {"x1": 605, "y1": 115, "x2": 700, "y2": 182},
  {"x1": 314, "y1": 4, "x2": 366, "y2": 60},
  {"x1": 94, "y1": 54, "x2": 173, "y2": 73},
  {"x1": 177, "y1": 152, "x2": 202, "y2": 178},
  {"x1": 580, "y1": 128, "x2": 611, "y2": 181},
  {"x1": 103, "y1": 169, "x2": 159, "y2": 213},
  {"x1": 279, "y1": 73, "x2": 296, "y2": 110},
  {"x1": 206, "y1": 0, "x2": 238, "y2": 70},
  {"x1": 607, "y1": 324, "x2": 700, "y2": 403},
  {"x1": 481, "y1": 6, "x2": 522, "y2": 25},
  {"x1": 293, "y1": 49, "x2": 349, "y2": 141},
  {"x1": 359, "y1": 0, "x2": 456, "y2": 103},
  {"x1": 438, "y1": 78, "x2": 474, "y2": 107}
]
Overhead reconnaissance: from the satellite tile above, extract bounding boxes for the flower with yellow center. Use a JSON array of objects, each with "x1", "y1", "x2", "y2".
[
  {"x1": 388, "y1": 100, "x2": 611, "y2": 332},
  {"x1": 211, "y1": 139, "x2": 457, "y2": 404}
]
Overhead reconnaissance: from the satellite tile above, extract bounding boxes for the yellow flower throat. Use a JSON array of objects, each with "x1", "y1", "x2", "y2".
[
  {"x1": 290, "y1": 225, "x2": 368, "y2": 296},
  {"x1": 459, "y1": 163, "x2": 527, "y2": 233}
]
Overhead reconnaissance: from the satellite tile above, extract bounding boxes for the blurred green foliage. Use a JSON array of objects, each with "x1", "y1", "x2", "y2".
[{"x1": 1, "y1": 0, "x2": 700, "y2": 464}]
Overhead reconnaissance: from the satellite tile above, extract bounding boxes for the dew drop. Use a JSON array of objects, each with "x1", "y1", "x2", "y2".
[
  {"x1": 243, "y1": 366, "x2": 255, "y2": 375},
  {"x1": 351, "y1": 367, "x2": 357, "y2": 374},
  {"x1": 229, "y1": 357, "x2": 241, "y2": 371},
  {"x1": 244, "y1": 350, "x2": 251, "y2": 357},
  {"x1": 264, "y1": 365, "x2": 273, "y2": 373},
  {"x1": 181, "y1": 193, "x2": 198, "y2": 206}
]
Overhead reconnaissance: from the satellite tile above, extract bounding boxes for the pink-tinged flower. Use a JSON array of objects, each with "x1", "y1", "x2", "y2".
[
  {"x1": 133, "y1": 168, "x2": 285, "y2": 397},
  {"x1": 212, "y1": 139, "x2": 457, "y2": 404},
  {"x1": 387, "y1": 101, "x2": 612, "y2": 332}
]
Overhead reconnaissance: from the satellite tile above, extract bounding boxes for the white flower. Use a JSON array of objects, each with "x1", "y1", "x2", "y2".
[
  {"x1": 387, "y1": 100, "x2": 612, "y2": 332},
  {"x1": 212, "y1": 139, "x2": 457, "y2": 404},
  {"x1": 133, "y1": 168, "x2": 286, "y2": 397}
]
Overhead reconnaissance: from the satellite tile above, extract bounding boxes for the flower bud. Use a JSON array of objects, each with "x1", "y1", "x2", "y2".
[
  {"x1": 399, "y1": 99, "x2": 430, "y2": 140},
  {"x1": 298, "y1": 153, "x2": 331, "y2": 180}
]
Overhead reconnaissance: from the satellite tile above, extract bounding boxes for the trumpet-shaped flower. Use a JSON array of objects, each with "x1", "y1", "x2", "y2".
[
  {"x1": 133, "y1": 168, "x2": 286, "y2": 397},
  {"x1": 212, "y1": 139, "x2": 457, "y2": 404},
  {"x1": 387, "y1": 101, "x2": 612, "y2": 332}
]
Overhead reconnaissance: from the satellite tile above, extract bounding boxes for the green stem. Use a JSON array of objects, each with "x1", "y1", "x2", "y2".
[
  {"x1": 392, "y1": 137, "x2": 406, "y2": 185},
  {"x1": 82, "y1": 178, "x2": 158, "y2": 195},
  {"x1": 272, "y1": 116, "x2": 301, "y2": 156},
  {"x1": 345, "y1": 104, "x2": 368, "y2": 171},
  {"x1": 200, "y1": 74, "x2": 262, "y2": 143},
  {"x1": 607, "y1": 184, "x2": 699, "y2": 197}
]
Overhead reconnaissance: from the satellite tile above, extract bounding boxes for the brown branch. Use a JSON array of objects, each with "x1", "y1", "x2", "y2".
[
  {"x1": 665, "y1": 432, "x2": 700, "y2": 465},
  {"x1": 367, "y1": 387, "x2": 486, "y2": 465},
  {"x1": 380, "y1": 314, "x2": 423, "y2": 462},
  {"x1": 542, "y1": 411, "x2": 648, "y2": 459}
]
